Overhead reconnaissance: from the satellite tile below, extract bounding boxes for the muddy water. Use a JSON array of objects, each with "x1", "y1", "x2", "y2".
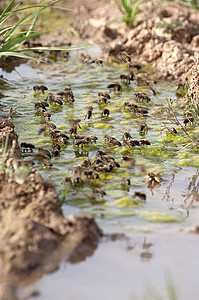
[{"x1": 1, "y1": 51, "x2": 199, "y2": 300}]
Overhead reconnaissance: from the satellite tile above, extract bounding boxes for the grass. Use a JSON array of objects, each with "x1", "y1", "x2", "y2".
[
  {"x1": 115, "y1": 0, "x2": 143, "y2": 27},
  {"x1": 0, "y1": 0, "x2": 92, "y2": 61}
]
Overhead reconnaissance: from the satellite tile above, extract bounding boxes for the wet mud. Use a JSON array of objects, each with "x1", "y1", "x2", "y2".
[{"x1": 0, "y1": 120, "x2": 102, "y2": 299}]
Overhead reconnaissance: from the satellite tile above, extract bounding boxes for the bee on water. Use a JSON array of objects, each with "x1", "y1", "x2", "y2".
[
  {"x1": 120, "y1": 51, "x2": 131, "y2": 63},
  {"x1": 57, "y1": 86, "x2": 75, "y2": 103},
  {"x1": 101, "y1": 108, "x2": 110, "y2": 117},
  {"x1": 134, "y1": 92, "x2": 151, "y2": 103},
  {"x1": 68, "y1": 118, "x2": 81, "y2": 135},
  {"x1": 120, "y1": 74, "x2": 131, "y2": 85},
  {"x1": 161, "y1": 125, "x2": 177, "y2": 136},
  {"x1": 133, "y1": 191, "x2": 146, "y2": 200},
  {"x1": 92, "y1": 188, "x2": 106, "y2": 202},
  {"x1": 46, "y1": 93, "x2": 63, "y2": 105},
  {"x1": 33, "y1": 85, "x2": 48, "y2": 94},
  {"x1": 42, "y1": 160, "x2": 53, "y2": 168},
  {"x1": 84, "y1": 106, "x2": 93, "y2": 120},
  {"x1": 145, "y1": 172, "x2": 163, "y2": 188},
  {"x1": 98, "y1": 92, "x2": 110, "y2": 99},
  {"x1": 38, "y1": 148, "x2": 52, "y2": 158},
  {"x1": 120, "y1": 130, "x2": 132, "y2": 141},
  {"x1": 139, "y1": 123, "x2": 148, "y2": 135},
  {"x1": 107, "y1": 81, "x2": 122, "y2": 92},
  {"x1": 95, "y1": 59, "x2": 103, "y2": 65},
  {"x1": 20, "y1": 142, "x2": 35, "y2": 152},
  {"x1": 122, "y1": 177, "x2": 131, "y2": 190}
]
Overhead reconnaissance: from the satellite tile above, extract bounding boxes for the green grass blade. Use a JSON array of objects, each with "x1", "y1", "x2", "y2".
[
  {"x1": 0, "y1": 51, "x2": 38, "y2": 61},
  {"x1": 114, "y1": 0, "x2": 125, "y2": 13},
  {"x1": 3, "y1": 0, "x2": 62, "y2": 41},
  {"x1": 1, "y1": 31, "x2": 48, "y2": 52},
  {"x1": 0, "y1": 0, "x2": 15, "y2": 20},
  {"x1": 20, "y1": 45, "x2": 95, "y2": 52}
]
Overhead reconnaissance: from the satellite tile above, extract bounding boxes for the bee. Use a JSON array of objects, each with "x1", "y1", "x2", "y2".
[
  {"x1": 135, "y1": 76, "x2": 156, "y2": 95},
  {"x1": 98, "y1": 92, "x2": 110, "y2": 99},
  {"x1": 46, "y1": 121, "x2": 57, "y2": 130},
  {"x1": 95, "y1": 59, "x2": 103, "y2": 65},
  {"x1": 183, "y1": 117, "x2": 194, "y2": 126},
  {"x1": 124, "y1": 102, "x2": 138, "y2": 109},
  {"x1": 46, "y1": 93, "x2": 63, "y2": 105},
  {"x1": 68, "y1": 119, "x2": 81, "y2": 134},
  {"x1": 58, "y1": 91, "x2": 74, "y2": 103},
  {"x1": 161, "y1": 125, "x2": 177, "y2": 136},
  {"x1": 57, "y1": 134, "x2": 69, "y2": 145},
  {"x1": 74, "y1": 137, "x2": 92, "y2": 149},
  {"x1": 92, "y1": 188, "x2": 106, "y2": 199},
  {"x1": 134, "y1": 92, "x2": 151, "y2": 103},
  {"x1": 97, "y1": 149, "x2": 107, "y2": 157},
  {"x1": 139, "y1": 123, "x2": 148, "y2": 134},
  {"x1": 122, "y1": 155, "x2": 136, "y2": 167},
  {"x1": 133, "y1": 191, "x2": 146, "y2": 200},
  {"x1": 131, "y1": 106, "x2": 148, "y2": 116},
  {"x1": 107, "y1": 81, "x2": 122, "y2": 92},
  {"x1": 84, "y1": 106, "x2": 93, "y2": 120},
  {"x1": 68, "y1": 118, "x2": 81, "y2": 127},
  {"x1": 49, "y1": 129, "x2": 60, "y2": 141},
  {"x1": 42, "y1": 160, "x2": 53, "y2": 168},
  {"x1": 51, "y1": 148, "x2": 60, "y2": 157},
  {"x1": 81, "y1": 53, "x2": 94, "y2": 64},
  {"x1": 20, "y1": 142, "x2": 35, "y2": 152},
  {"x1": 81, "y1": 158, "x2": 92, "y2": 168},
  {"x1": 71, "y1": 176, "x2": 83, "y2": 186},
  {"x1": 52, "y1": 142, "x2": 61, "y2": 151},
  {"x1": 128, "y1": 69, "x2": 134, "y2": 81},
  {"x1": 101, "y1": 108, "x2": 110, "y2": 117},
  {"x1": 120, "y1": 130, "x2": 132, "y2": 141},
  {"x1": 120, "y1": 51, "x2": 131, "y2": 63},
  {"x1": 98, "y1": 96, "x2": 109, "y2": 105},
  {"x1": 145, "y1": 172, "x2": 163, "y2": 188},
  {"x1": 58, "y1": 86, "x2": 74, "y2": 103},
  {"x1": 120, "y1": 74, "x2": 131, "y2": 84},
  {"x1": 128, "y1": 62, "x2": 142, "y2": 70},
  {"x1": 122, "y1": 176, "x2": 131, "y2": 186},
  {"x1": 140, "y1": 139, "x2": 151, "y2": 145},
  {"x1": 41, "y1": 111, "x2": 51, "y2": 120},
  {"x1": 123, "y1": 139, "x2": 140, "y2": 147},
  {"x1": 104, "y1": 136, "x2": 122, "y2": 147},
  {"x1": 61, "y1": 51, "x2": 70, "y2": 61},
  {"x1": 33, "y1": 85, "x2": 48, "y2": 94},
  {"x1": 90, "y1": 171, "x2": 100, "y2": 179},
  {"x1": 38, "y1": 147, "x2": 52, "y2": 158},
  {"x1": 35, "y1": 101, "x2": 49, "y2": 110},
  {"x1": 110, "y1": 138, "x2": 122, "y2": 147}
]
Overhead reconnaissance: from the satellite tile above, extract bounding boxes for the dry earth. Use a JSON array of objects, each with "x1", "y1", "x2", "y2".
[{"x1": 66, "y1": 0, "x2": 199, "y2": 82}]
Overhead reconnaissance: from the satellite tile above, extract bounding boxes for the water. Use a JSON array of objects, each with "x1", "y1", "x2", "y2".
[{"x1": 1, "y1": 52, "x2": 199, "y2": 299}]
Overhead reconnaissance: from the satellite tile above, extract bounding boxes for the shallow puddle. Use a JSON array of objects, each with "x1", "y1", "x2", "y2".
[{"x1": 1, "y1": 51, "x2": 199, "y2": 299}]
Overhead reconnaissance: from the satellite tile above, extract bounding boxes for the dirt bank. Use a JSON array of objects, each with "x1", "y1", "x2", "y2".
[
  {"x1": 66, "y1": 0, "x2": 199, "y2": 82},
  {"x1": 0, "y1": 120, "x2": 102, "y2": 299}
]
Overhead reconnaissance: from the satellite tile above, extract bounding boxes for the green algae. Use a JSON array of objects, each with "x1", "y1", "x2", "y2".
[
  {"x1": 137, "y1": 211, "x2": 184, "y2": 222},
  {"x1": 113, "y1": 197, "x2": 140, "y2": 208},
  {"x1": 4, "y1": 55, "x2": 198, "y2": 231}
]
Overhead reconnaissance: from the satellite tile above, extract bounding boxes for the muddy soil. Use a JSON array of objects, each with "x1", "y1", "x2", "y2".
[
  {"x1": 0, "y1": 120, "x2": 102, "y2": 299},
  {"x1": 65, "y1": 0, "x2": 199, "y2": 82}
]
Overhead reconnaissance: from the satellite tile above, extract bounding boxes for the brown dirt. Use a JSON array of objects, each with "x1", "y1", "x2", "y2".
[
  {"x1": 0, "y1": 120, "x2": 102, "y2": 299},
  {"x1": 66, "y1": 0, "x2": 199, "y2": 82}
]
